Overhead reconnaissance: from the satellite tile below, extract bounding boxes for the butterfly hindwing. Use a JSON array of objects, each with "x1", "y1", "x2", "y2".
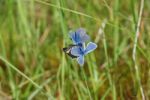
[
  {"x1": 77, "y1": 56, "x2": 84, "y2": 66},
  {"x1": 84, "y1": 42, "x2": 97, "y2": 55}
]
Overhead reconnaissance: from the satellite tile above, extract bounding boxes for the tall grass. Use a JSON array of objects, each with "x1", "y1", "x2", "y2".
[{"x1": 0, "y1": 0, "x2": 149, "y2": 99}]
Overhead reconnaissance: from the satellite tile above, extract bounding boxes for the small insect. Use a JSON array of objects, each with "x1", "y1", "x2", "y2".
[
  {"x1": 63, "y1": 28, "x2": 89, "y2": 58},
  {"x1": 63, "y1": 28, "x2": 97, "y2": 66}
]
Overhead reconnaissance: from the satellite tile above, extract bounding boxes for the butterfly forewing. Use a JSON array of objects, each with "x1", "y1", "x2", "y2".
[
  {"x1": 63, "y1": 45, "x2": 79, "y2": 58},
  {"x1": 69, "y1": 28, "x2": 90, "y2": 45}
]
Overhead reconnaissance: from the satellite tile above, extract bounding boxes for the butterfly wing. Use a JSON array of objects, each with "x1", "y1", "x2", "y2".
[
  {"x1": 70, "y1": 31, "x2": 77, "y2": 44},
  {"x1": 76, "y1": 28, "x2": 90, "y2": 43},
  {"x1": 84, "y1": 42, "x2": 97, "y2": 55},
  {"x1": 70, "y1": 46, "x2": 82, "y2": 57},
  {"x1": 70, "y1": 28, "x2": 90, "y2": 45},
  {"x1": 63, "y1": 46, "x2": 78, "y2": 58},
  {"x1": 77, "y1": 56, "x2": 84, "y2": 66},
  {"x1": 71, "y1": 46, "x2": 85, "y2": 66}
]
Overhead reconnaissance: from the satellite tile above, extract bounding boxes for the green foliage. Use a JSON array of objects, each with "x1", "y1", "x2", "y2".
[{"x1": 0, "y1": 0, "x2": 149, "y2": 99}]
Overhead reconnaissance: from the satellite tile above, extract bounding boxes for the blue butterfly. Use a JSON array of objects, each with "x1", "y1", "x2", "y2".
[
  {"x1": 63, "y1": 28, "x2": 90, "y2": 58},
  {"x1": 71, "y1": 42, "x2": 97, "y2": 66},
  {"x1": 63, "y1": 28, "x2": 97, "y2": 66},
  {"x1": 69, "y1": 28, "x2": 90, "y2": 47}
]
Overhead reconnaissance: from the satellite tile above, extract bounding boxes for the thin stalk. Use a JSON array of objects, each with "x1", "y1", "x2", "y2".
[
  {"x1": 81, "y1": 68, "x2": 93, "y2": 100},
  {"x1": 99, "y1": 20, "x2": 115, "y2": 99},
  {"x1": 0, "y1": 56, "x2": 41, "y2": 89},
  {"x1": 132, "y1": 0, "x2": 145, "y2": 99}
]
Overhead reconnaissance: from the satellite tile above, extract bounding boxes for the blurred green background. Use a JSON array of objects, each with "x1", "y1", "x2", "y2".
[{"x1": 0, "y1": 0, "x2": 150, "y2": 99}]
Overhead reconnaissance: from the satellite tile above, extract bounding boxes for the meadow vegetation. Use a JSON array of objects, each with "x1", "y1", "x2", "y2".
[{"x1": 0, "y1": 0, "x2": 150, "y2": 99}]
